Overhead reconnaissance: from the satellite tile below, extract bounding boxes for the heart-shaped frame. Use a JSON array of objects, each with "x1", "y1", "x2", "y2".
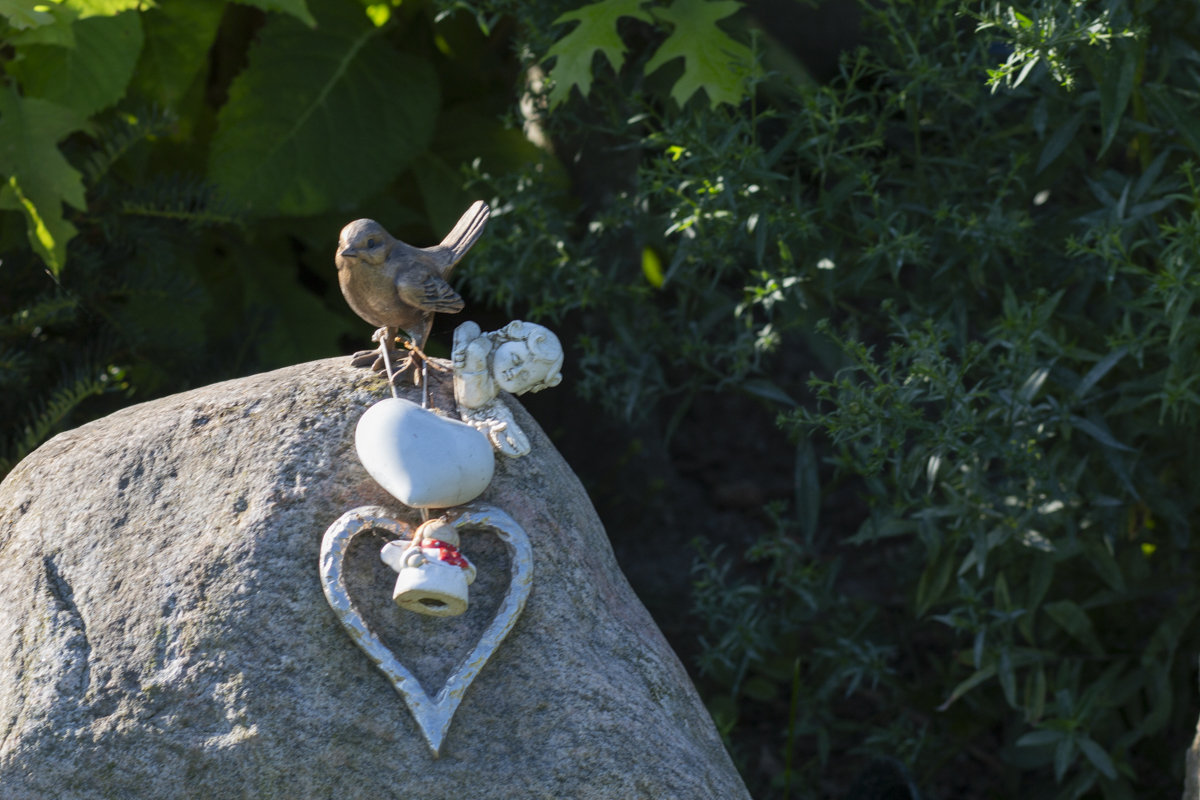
[{"x1": 320, "y1": 504, "x2": 534, "y2": 756}]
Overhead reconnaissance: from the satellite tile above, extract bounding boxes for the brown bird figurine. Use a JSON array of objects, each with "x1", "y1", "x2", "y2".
[{"x1": 336, "y1": 200, "x2": 490, "y2": 384}]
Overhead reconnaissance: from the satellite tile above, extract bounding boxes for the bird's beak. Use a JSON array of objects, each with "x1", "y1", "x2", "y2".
[{"x1": 339, "y1": 248, "x2": 357, "y2": 258}]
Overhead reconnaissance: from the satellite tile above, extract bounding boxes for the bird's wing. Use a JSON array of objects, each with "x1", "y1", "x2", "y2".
[
  {"x1": 427, "y1": 200, "x2": 490, "y2": 275},
  {"x1": 396, "y1": 272, "x2": 465, "y2": 313}
]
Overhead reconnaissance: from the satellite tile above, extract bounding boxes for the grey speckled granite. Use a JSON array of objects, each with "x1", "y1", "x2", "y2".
[{"x1": 0, "y1": 358, "x2": 749, "y2": 800}]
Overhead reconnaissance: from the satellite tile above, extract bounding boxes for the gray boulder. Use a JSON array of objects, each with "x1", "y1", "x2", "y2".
[{"x1": 0, "y1": 358, "x2": 749, "y2": 799}]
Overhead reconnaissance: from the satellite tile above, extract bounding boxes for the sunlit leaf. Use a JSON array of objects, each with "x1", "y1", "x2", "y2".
[
  {"x1": 645, "y1": 0, "x2": 751, "y2": 108},
  {"x1": 0, "y1": 0, "x2": 55, "y2": 29},
  {"x1": 241, "y1": 0, "x2": 315, "y2": 27},
  {"x1": 0, "y1": 89, "x2": 87, "y2": 274},
  {"x1": 9, "y1": 10, "x2": 143, "y2": 117},
  {"x1": 63, "y1": 0, "x2": 142, "y2": 17},
  {"x1": 543, "y1": 0, "x2": 652, "y2": 108},
  {"x1": 8, "y1": 2, "x2": 78, "y2": 45}
]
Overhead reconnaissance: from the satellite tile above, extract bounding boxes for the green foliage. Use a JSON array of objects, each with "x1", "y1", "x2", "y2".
[
  {"x1": 450, "y1": 0, "x2": 1200, "y2": 794},
  {"x1": 0, "y1": 89, "x2": 86, "y2": 273},
  {"x1": 642, "y1": 0, "x2": 750, "y2": 107},
  {"x1": 8, "y1": 10, "x2": 144, "y2": 117},
  {"x1": 209, "y1": 0, "x2": 439, "y2": 215},
  {"x1": 0, "y1": 0, "x2": 539, "y2": 475},
  {"x1": 132, "y1": 0, "x2": 225, "y2": 109},
  {"x1": 543, "y1": 0, "x2": 752, "y2": 109},
  {"x1": 0, "y1": 0, "x2": 55, "y2": 30}
]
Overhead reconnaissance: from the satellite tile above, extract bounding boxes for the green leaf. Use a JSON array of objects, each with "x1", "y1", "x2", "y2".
[
  {"x1": 936, "y1": 664, "x2": 995, "y2": 711},
  {"x1": 1036, "y1": 111, "x2": 1083, "y2": 174},
  {"x1": 916, "y1": 543, "x2": 955, "y2": 616},
  {"x1": 0, "y1": 0, "x2": 54, "y2": 29},
  {"x1": 741, "y1": 377, "x2": 797, "y2": 406},
  {"x1": 0, "y1": 89, "x2": 87, "y2": 274},
  {"x1": 848, "y1": 514, "x2": 916, "y2": 545},
  {"x1": 1025, "y1": 664, "x2": 1046, "y2": 721},
  {"x1": 63, "y1": 0, "x2": 142, "y2": 17},
  {"x1": 998, "y1": 647, "x2": 1017, "y2": 706},
  {"x1": 1068, "y1": 415, "x2": 1135, "y2": 452},
  {"x1": 1044, "y1": 600, "x2": 1104, "y2": 655},
  {"x1": 8, "y1": 2, "x2": 79, "y2": 46},
  {"x1": 1083, "y1": 539, "x2": 1125, "y2": 593},
  {"x1": 1078, "y1": 737, "x2": 1117, "y2": 780},
  {"x1": 8, "y1": 10, "x2": 143, "y2": 118},
  {"x1": 132, "y1": 0, "x2": 226, "y2": 109},
  {"x1": 209, "y1": 0, "x2": 439, "y2": 216},
  {"x1": 543, "y1": 0, "x2": 652, "y2": 108},
  {"x1": 241, "y1": 0, "x2": 315, "y2": 27},
  {"x1": 1054, "y1": 735, "x2": 1076, "y2": 782},
  {"x1": 1098, "y1": 42, "x2": 1137, "y2": 158},
  {"x1": 1075, "y1": 347, "x2": 1126, "y2": 399},
  {"x1": 644, "y1": 0, "x2": 751, "y2": 108},
  {"x1": 1018, "y1": 729, "x2": 1064, "y2": 747}
]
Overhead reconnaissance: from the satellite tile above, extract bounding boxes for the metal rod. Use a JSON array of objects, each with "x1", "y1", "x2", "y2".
[
  {"x1": 421, "y1": 358, "x2": 429, "y2": 408},
  {"x1": 379, "y1": 329, "x2": 399, "y2": 399}
]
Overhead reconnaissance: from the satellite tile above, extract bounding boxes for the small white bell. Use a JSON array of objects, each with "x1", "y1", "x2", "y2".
[{"x1": 381, "y1": 518, "x2": 477, "y2": 618}]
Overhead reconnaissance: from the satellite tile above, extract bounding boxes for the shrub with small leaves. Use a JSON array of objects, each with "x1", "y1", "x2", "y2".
[{"x1": 452, "y1": 0, "x2": 1200, "y2": 796}]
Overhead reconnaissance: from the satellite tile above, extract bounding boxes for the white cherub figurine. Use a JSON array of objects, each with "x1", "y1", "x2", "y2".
[{"x1": 451, "y1": 320, "x2": 564, "y2": 457}]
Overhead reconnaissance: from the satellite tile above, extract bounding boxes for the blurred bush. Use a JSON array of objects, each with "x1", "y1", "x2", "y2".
[{"x1": 459, "y1": 0, "x2": 1200, "y2": 797}]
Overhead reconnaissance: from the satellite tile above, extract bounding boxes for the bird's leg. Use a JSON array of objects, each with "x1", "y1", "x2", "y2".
[
  {"x1": 374, "y1": 327, "x2": 401, "y2": 398},
  {"x1": 411, "y1": 318, "x2": 433, "y2": 396},
  {"x1": 350, "y1": 328, "x2": 403, "y2": 372}
]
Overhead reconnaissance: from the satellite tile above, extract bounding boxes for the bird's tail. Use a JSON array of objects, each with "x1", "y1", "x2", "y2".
[{"x1": 438, "y1": 200, "x2": 490, "y2": 268}]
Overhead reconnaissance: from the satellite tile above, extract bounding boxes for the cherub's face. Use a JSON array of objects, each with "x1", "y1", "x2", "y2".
[{"x1": 493, "y1": 341, "x2": 554, "y2": 394}]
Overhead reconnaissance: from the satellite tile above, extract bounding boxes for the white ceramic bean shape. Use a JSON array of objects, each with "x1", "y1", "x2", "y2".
[{"x1": 355, "y1": 398, "x2": 494, "y2": 509}]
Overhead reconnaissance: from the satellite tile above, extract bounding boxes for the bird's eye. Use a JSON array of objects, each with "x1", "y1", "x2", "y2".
[{"x1": 367, "y1": 238, "x2": 377, "y2": 248}]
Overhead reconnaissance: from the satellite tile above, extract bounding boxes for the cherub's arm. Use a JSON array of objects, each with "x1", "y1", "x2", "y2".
[
  {"x1": 451, "y1": 321, "x2": 482, "y2": 369},
  {"x1": 452, "y1": 324, "x2": 496, "y2": 410},
  {"x1": 459, "y1": 401, "x2": 531, "y2": 458}
]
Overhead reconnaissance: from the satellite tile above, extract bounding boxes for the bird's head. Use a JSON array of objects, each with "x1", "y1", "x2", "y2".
[{"x1": 337, "y1": 219, "x2": 391, "y2": 267}]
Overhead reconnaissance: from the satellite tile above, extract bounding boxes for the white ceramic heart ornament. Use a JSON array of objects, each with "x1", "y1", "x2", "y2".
[{"x1": 355, "y1": 398, "x2": 494, "y2": 508}]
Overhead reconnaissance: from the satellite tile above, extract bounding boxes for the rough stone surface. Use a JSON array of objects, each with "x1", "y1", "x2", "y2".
[{"x1": 0, "y1": 358, "x2": 750, "y2": 799}]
